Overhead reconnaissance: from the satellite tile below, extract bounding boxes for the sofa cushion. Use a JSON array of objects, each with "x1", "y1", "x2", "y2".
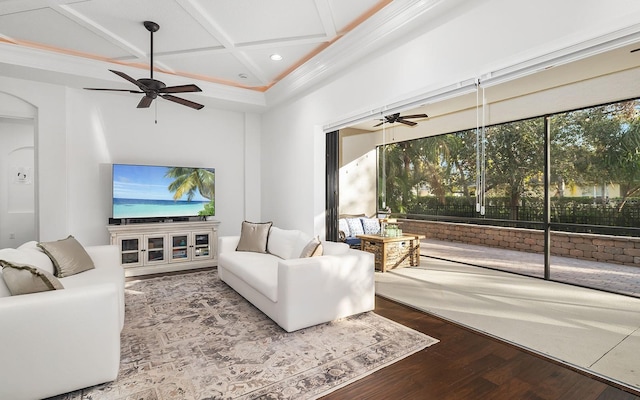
[
  {"x1": 299, "y1": 237, "x2": 323, "y2": 258},
  {"x1": 0, "y1": 245, "x2": 55, "y2": 275},
  {"x1": 361, "y1": 218, "x2": 381, "y2": 235},
  {"x1": 292, "y1": 234, "x2": 313, "y2": 258},
  {"x1": 338, "y1": 219, "x2": 351, "y2": 237},
  {"x1": 346, "y1": 218, "x2": 365, "y2": 236},
  {"x1": 267, "y1": 227, "x2": 301, "y2": 259},
  {"x1": 38, "y1": 235, "x2": 95, "y2": 278},
  {"x1": 0, "y1": 245, "x2": 56, "y2": 298},
  {"x1": 0, "y1": 260, "x2": 64, "y2": 295},
  {"x1": 236, "y1": 221, "x2": 272, "y2": 253},
  {"x1": 219, "y1": 252, "x2": 279, "y2": 302}
]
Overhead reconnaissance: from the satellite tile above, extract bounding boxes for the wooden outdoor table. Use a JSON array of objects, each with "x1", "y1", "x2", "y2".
[{"x1": 356, "y1": 233, "x2": 425, "y2": 272}]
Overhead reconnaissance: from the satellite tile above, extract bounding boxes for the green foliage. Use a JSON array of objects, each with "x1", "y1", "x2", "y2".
[
  {"x1": 198, "y1": 200, "x2": 215, "y2": 216},
  {"x1": 166, "y1": 167, "x2": 215, "y2": 201},
  {"x1": 378, "y1": 98, "x2": 640, "y2": 228}
]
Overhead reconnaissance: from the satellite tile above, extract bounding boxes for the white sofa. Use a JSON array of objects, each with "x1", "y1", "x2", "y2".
[
  {"x1": 0, "y1": 241, "x2": 124, "y2": 400},
  {"x1": 218, "y1": 227, "x2": 375, "y2": 332}
]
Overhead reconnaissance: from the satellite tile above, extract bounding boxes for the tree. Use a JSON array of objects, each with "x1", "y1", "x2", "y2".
[
  {"x1": 484, "y1": 118, "x2": 544, "y2": 220},
  {"x1": 552, "y1": 100, "x2": 640, "y2": 209},
  {"x1": 379, "y1": 142, "x2": 416, "y2": 213},
  {"x1": 377, "y1": 99, "x2": 640, "y2": 227},
  {"x1": 601, "y1": 105, "x2": 640, "y2": 209},
  {"x1": 447, "y1": 130, "x2": 477, "y2": 203},
  {"x1": 379, "y1": 133, "x2": 465, "y2": 213},
  {"x1": 165, "y1": 167, "x2": 215, "y2": 201},
  {"x1": 550, "y1": 113, "x2": 589, "y2": 198}
]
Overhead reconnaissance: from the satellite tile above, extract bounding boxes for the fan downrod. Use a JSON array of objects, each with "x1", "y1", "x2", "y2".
[{"x1": 83, "y1": 19, "x2": 204, "y2": 110}]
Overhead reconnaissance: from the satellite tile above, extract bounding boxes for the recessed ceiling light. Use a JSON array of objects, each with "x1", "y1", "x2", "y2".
[{"x1": 270, "y1": 54, "x2": 283, "y2": 61}]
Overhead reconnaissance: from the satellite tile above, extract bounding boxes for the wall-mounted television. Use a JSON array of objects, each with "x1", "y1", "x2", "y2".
[{"x1": 112, "y1": 163, "x2": 215, "y2": 220}]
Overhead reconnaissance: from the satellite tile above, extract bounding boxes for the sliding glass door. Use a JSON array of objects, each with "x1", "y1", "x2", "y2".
[
  {"x1": 549, "y1": 100, "x2": 640, "y2": 296},
  {"x1": 373, "y1": 97, "x2": 640, "y2": 297}
]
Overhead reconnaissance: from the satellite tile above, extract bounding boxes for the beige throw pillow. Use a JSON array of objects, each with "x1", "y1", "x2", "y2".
[
  {"x1": 37, "y1": 235, "x2": 95, "y2": 278},
  {"x1": 299, "y1": 237, "x2": 323, "y2": 258},
  {"x1": 1, "y1": 260, "x2": 64, "y2": 295},
  {"x1": 236, "y1": 221, "x2": 273, "y2": 253}
]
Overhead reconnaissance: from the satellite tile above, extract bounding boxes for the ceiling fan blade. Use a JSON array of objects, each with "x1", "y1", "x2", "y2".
[
  {"x1": 88, "y1": 22, "x2": 205, "y2": 113},
  {"x1": 400, "y1": 114, "x2": 429, "y2": 119},
  {"x1": 160, "y1": 84, "x2": 202, "y2": 94},
  {"x1": 161, "y1": 94, "x2": 204, "y2": 110},
  {"x1": 397, "y1": 119, "x2": 417, "y2": 126},
  {"x1": 109, "y1": 69, "x2": 149, "y2": 92},
  {"x1": 137, "y1": 96, "x2": 153, "y2": 108},
  {"x1": 373, "y1": 121, "x2": 384, "y2": 127},
  {"x1": 84, "y1": 88, "x2": 144, "y2": 93}
]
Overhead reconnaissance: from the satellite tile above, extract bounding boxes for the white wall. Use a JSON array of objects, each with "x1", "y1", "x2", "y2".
[
  {"x1": 260, "y1": 96, "x2": 320, "y2": 232},
  {"x1": 0, "y1": 77, "x2": 68, "y2": 242},
  {"x1": 68, "y1": 89, "x2": 261, "y2": 244},
  {"x1": 0, "y1": 77, "x2": 260, "y2": 246},
  {"x1": 0, "y1": 92, "x2": 37, "y2": 248},
  {"x1": 0, "y1": 117, "x2": 35, "y2": 248},
  {"x1": 65, "y1": 89, "x2": 254, "y2": 244},
  {"x1": 243, "y1": 112, "x2": 262, "y2": 223},
  {"x1": 339, "y1": 128, "x2": 379, "y2": 217},
  {"x1": 260, "y1": 0, "x2": 640, "y2": 238}
]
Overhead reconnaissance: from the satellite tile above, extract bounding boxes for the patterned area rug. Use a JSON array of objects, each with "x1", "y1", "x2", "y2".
[{"x1": 53, "y1": 270, "x2": 438, "y2": 400}]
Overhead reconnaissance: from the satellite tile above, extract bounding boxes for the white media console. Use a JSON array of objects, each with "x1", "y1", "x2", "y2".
[{"x1": 107, "y1": 220, "x2": 219, "y2": 277}]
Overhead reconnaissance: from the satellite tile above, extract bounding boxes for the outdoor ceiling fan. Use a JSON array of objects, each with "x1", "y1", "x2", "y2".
[
  {"x1": 374, "y1": 112, "x2": 428, "y2": 127},
  {"x1": 84, "y1": 21, "x2": 204, "y2": 110}
]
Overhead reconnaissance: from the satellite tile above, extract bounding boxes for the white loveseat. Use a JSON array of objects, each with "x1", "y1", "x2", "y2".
[
  {"x1": 218, "y1": 226, "x2": 375, "y2": 332},
  {"x1": 0, "y1": 241, "x2": 125, "y2": 400}
]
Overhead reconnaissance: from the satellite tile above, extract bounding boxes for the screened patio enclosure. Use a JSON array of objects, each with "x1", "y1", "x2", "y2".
[{"x1": 333, "y1": 75, "x2": 640, "y2": 299}]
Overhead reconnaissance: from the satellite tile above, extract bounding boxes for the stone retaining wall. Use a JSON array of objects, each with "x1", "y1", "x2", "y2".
[{"x1": 398, "y1": 219, "x2": 640, "y2": 267}]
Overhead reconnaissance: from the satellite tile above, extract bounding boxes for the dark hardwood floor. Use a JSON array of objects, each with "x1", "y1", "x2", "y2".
[{"x1": 323, "y1": 296, "x2": 640, "y2": 400}]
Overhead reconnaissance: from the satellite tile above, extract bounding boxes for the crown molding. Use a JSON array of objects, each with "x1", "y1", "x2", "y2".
[
  {"x1": 264, "y1": 0, "x2": 453, "y2": 107},
  {"x1": 0, "y1": 42, "x2": 267, "y2": 112}
]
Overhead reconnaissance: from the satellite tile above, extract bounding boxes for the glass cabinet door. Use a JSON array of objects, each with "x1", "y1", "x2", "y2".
[
  {"x1": 120, "y1": 237, "x2": 140, "y2": 265},
  {"x1": 145, "y1": 236, "x2": 166, "y2": 263},
  {"x1": 193, "y1": 232, "x2": 211, "y2": 259},
  {"x1": 171, "y1": 233, "x2": 189, "y2": 261}
]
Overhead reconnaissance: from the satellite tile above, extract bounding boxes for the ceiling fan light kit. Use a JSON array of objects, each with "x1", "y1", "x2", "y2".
[{"x1": 84, "y1": 21, "x2": 204, "y2": 110}]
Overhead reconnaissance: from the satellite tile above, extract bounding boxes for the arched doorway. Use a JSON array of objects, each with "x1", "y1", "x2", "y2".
[{"x1": 0, "y1": 92, "x2": 37, "y2": 248}]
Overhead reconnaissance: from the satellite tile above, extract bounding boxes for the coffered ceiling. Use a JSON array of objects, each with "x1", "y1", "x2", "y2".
[
  {"x1": 0, "y1": 0, "x2": 391, "y2": 91},
  {"x1": 1, "y1": 0, "x2": 640, "y2": 117}
]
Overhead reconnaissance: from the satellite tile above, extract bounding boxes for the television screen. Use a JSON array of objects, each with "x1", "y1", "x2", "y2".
[{"x1": 112, "y1": 164, "x2": 215, "y2": 219}]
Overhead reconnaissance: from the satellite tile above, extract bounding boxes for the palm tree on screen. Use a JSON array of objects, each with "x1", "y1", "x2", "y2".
[{"x1": 165, "y1": 167, "x2": 215, "y2": 201}]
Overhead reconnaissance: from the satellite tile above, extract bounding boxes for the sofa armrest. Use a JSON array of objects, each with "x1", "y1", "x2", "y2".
[
  {"x1": 322, "y1": 240, "x2": 350, "y2": 255},
  {"x1": 0, "y1": 283, "x2": 121, "y2": 400},
  {"x1": 218, "y1": 236, "x2": 240, "y2": 256},
  {"x1": 83, "y1": 245, "x2": 125, "y2": 329},
  {"x1": 85, "y1": 244, "x2": 119, "y2": 269},
  {"x1": 276, "y1": 249, "x2": 375, "y2": 332}
]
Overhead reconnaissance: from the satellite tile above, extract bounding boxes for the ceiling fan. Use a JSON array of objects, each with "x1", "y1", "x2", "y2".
[
  {"x1": 374, "y1": 112, "x2": 428, "y2": 127},
  {"x1": 84, "y1": 21, "x2": 204, "y2": 110}
]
